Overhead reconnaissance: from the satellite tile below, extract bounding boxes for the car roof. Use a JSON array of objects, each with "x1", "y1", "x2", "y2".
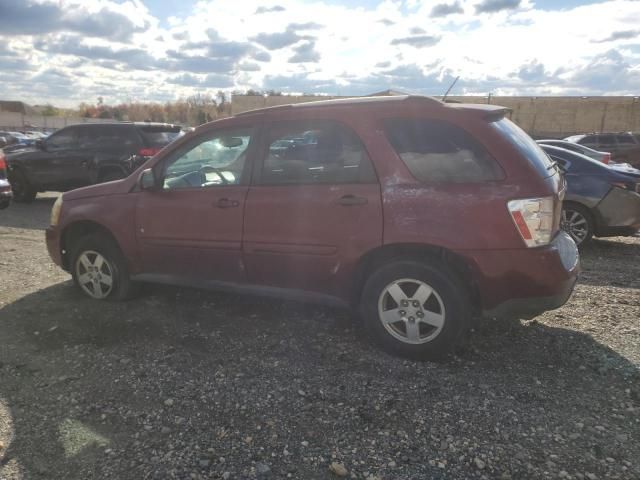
[
  {"x1": 235, "y1": 95, "x2": 510, "y2": 118},
  {"x1": 64, "y1": 122, "x2": 179, "y2": 128}
]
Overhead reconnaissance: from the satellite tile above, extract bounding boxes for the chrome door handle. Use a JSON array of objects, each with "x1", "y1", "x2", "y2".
[{"x1": 216, "y1": 198, "x2": 240, "y2": 208}]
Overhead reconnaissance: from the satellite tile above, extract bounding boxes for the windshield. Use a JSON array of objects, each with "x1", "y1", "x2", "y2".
[{"x1": 492, "y1": 118, "x2": 556, "y2": 178}]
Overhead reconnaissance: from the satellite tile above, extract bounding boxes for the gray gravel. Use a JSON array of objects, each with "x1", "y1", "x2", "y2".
[{"x1": 0, "y1": 193, "x2": 639, "y2": 479}]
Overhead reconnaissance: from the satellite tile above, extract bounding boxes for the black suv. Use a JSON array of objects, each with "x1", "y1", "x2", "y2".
[
  {"x1": 6, "y1": 122, "x2": 182, "y2": 202},
  {"x1": 565, "y1": 132, "x2": 640, "y2": 167}
]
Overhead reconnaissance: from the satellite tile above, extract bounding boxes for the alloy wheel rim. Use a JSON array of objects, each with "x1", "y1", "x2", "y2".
[
  {"x1": 75, "y1": 250, "x2": 114, "y2": 299},
  {"x1": 561, "y1": 209, "x2": 589, "y2": 245},
  {"x1": 377, "y1": 278, "x2": 446, "y2": 345}
]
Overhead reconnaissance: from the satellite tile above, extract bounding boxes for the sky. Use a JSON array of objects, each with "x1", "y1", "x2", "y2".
[{"x1": 0, "y1": 0, "x2": 639, "y2": 107}]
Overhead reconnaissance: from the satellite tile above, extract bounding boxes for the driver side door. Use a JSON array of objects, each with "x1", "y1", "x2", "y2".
[{"x1": 135, "y1": 125, "x2": 257, "y2": 284}]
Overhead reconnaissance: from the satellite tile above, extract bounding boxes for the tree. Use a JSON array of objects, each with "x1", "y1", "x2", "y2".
[{"x1": 41, "y1": 104, "x2": 59, "y2": 116}]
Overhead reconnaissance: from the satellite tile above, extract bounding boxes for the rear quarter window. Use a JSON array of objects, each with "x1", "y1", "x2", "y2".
[
  {"x1": 491, "y1": 118, "x2": 556, "y2": 178},
  {"x1": 384, "y1": 119, "x2": 503, "y2": 183},
  {"x1": 137, "y1": 126, "x2": 182, "y2": 148}
]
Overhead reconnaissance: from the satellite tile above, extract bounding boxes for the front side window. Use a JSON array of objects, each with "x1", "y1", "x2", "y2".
[
  {"x1": 162, "y1": 128, "x2": 253, "y2": 190},
  {"x1": 260, "y1": 121, "x2": 377, "y2": 185},
  {"x1": 46, "y1": 128, "x2": 78, "y2": 150},
  {"x1": 387, "y1": 118, "x2": 503, "y2": 182}
]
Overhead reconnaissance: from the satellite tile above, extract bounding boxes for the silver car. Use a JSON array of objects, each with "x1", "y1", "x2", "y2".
[{"x1": 537, "y1": 139, "x2": 610, "y2": 164}]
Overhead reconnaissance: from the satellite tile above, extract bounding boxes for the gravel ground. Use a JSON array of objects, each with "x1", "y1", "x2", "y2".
[{"x1": 0, "y1": 193, "x2": 639, "y2": 480}]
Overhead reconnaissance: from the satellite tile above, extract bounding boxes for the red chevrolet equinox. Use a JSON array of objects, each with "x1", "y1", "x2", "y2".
[{"x1": 46, "y1": 96, "x2": 579, "y2": 360}]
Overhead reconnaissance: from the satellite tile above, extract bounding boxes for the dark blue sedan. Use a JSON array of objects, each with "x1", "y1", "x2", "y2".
[{"x1": 540, "y1": 144, "x2": 640, "y2": 246}]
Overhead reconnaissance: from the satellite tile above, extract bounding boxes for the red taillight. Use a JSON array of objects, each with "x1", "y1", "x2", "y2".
[
  {"x1": 0, "y1": 154, "x2": 6, "y2": 170},
  {"x1": 602, "y1": 153, "x2": 611, "y2": 164},
  {"x1": 138, "y1": 147, "x2": 160, "y2": 157},
  {"x1": 511, "y1": 210, "x2": 533, "y2": 240}
]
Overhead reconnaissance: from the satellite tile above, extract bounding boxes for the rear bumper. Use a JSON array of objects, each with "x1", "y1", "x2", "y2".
[
  {"x1": 45, "y1": 225, "x2": 64, "y2": 269},
  {"x1": 460, "y1": 232, "x2": 580, "y2": 320},
  {"x1": 595, "y1": 187, "x2": 640, "y2": 234}
]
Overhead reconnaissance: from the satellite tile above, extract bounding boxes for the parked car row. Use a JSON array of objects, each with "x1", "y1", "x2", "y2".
[{"x1": 564, "y1": 132, "x2": 640, "y2": 167}]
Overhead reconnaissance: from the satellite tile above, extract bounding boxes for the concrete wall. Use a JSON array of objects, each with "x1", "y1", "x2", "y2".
[
  {"x1": 231, "y1": 94, "x2": 640, "y2": 138},
  {"x1": 0, "y1": 112, "x2": 112, "y2": 131}
]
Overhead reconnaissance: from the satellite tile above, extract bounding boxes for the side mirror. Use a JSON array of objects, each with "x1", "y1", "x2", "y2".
[
  {"x1": 35, "y1": 138, "x2": 46, "y2": 150},
  {"x1": 139, "y1": 168, "x2": 158, "y2": 191}
]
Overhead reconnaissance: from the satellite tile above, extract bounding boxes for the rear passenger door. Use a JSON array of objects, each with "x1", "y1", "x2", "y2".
[{"x1": 243, "y1": 119, "x2": 383, "y2": 299}]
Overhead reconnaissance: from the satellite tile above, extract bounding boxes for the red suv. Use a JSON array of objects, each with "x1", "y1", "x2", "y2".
[{"x1": 46, "y1": 96, "x2": 579, "y2": 360}]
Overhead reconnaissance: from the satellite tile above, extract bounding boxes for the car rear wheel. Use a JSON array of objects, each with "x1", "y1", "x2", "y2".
[
  {"x1": 70, "y1": 233, "x2": 136, "y2": 301},
  {"x1": 8, "y1": 169, "x2": 36, "y2": 203},
  {"x1": 360, "y1": 259, "x2": 470, "y2": 361},
  {"x1": 561, "y1": 204, "x2": 593, "y2": 246}
]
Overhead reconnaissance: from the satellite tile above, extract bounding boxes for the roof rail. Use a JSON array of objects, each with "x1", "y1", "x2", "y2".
[{"x1": 235, "y1": 95, "x2": 443, "y2": 116}]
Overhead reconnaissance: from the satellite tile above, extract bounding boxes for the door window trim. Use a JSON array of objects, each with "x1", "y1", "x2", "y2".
[{"x1": 251, "y1": 118, "x2": 379, "y2": 187}]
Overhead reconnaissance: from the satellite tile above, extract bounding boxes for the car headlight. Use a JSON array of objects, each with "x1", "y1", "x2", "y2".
[{"x1": 50, "y1": 195, "x2": 63, "y2": 226}]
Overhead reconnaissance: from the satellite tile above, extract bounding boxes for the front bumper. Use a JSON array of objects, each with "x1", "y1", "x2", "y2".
[
  {"x1": 45, "y1": 225, "x2": 64, "y2": 269},
  {"x1": 460, "y1": 232, "x2": 580, "y2": 320}
]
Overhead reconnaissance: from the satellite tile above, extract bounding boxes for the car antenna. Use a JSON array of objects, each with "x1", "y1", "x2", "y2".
[{"x1": 442, "y1": 76, "x2": 460, "y2": 102}]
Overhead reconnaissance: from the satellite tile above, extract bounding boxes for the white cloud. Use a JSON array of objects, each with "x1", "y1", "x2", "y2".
[{"x1": 0, "y1": 0, "x2": 639, "y2": 106}]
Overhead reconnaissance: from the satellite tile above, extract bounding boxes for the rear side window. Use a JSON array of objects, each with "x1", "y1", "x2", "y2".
[
  {"x1": 385, "y1": 119, "x2": 503, "y2": 183},
  {"x1": 491, "y1": 118, "x2": 555, "y2": 178},
  {"x1": 138, "y1": 126, "x2": 182, "y2": 148},
  {"x1": 260, "y1": 120, "x2": 377, "y2": 185},
  {"x1": 615, "y1": 134, "x2": 636, "y2": 145},
  {"x1": 77, "y1": 126, "x2": 140, "y2": 148}
]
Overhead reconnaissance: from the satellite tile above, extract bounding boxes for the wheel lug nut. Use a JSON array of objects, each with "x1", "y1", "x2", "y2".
[
  {"x1": 401, "y1": 300, "x2": 409, "y2": 307},
  {"x1": 399, "y1": 310, "x2": 406, "y2": 316},
  {"x1": 412, "y1": 301, "x2": 420, "y2": 307},
  {"x1": 408, "y1": 316, "x2": 415, "y2": 322},
  {"x1": 417, "y1": 311, "x2": 424, "y2": 318}
]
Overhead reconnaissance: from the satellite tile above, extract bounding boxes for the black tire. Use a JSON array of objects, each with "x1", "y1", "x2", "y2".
[
  {"x1": 359, "y1": 259, "x2": 471, "y2": 361},
  {"x1": 69, "y1": 233, "x2": 137, "y2": 301},
  {"x1": 8, "y1": 169, "x2": 37, "y2": 203},
  {"x1": 99, "y1": 170, "x2": 126, "y2": 183},
  {"x1": 561, "y1": 203, "x2": 593, "y2": 246}
]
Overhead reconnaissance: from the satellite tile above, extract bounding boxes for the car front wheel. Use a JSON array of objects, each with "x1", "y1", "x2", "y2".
[
  {"x1": 70, "y1": 234, "x2": 136, "y2": 301},
  {"x1": 360, "y1": 259, "x2": 470, "y2": 361}
]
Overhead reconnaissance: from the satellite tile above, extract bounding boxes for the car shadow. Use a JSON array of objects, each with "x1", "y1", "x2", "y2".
[
  {"x1": 1, "y1": 281, "x2": 639, "y2": 478},
  {"x1": 578, "y1": 237, "x2": 640, "y2": 288},
  {"x1": 0, "y1": 195, "x2": 57, "y2": 231}
]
